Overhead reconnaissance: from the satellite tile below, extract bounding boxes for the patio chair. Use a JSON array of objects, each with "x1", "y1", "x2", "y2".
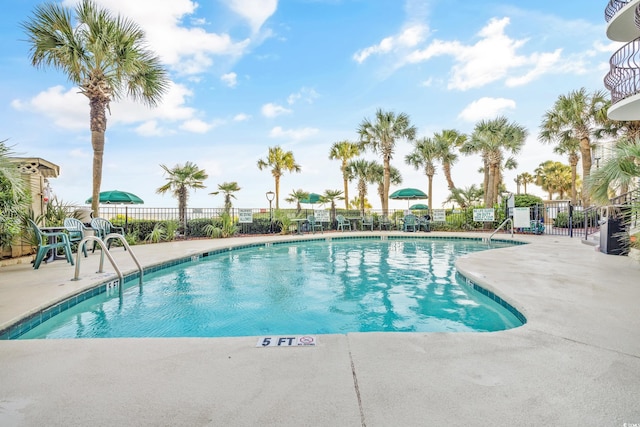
[
  {"x1": 361, "y1": 215, "x2": 374, "y2": 231},
  {"x1": 336, "y1": 215, "x2": 352, "y2": 231},
  {"x1": 90, "y1": 217, "x2": 126, "y2": 251},
  {"x1": 418, "y1": 215, "x2": 431, "y2": 232},
  {"x1": 28, "y1": 219, "x2": 74, "y2": 270},
  {"x1": 379, "y1": 216, "x2": 392, "y2": 230},
  {"x1": 63, "y1": 218, "x2": 89, "y2": 257},
  {"x1": 307, "y1": 215, "x2": 323, "y2": 234},
  {"x1": 403, "y1": 214, "x2": 419, "y2": 232}
]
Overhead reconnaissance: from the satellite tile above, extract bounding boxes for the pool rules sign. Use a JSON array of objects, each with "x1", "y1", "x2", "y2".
[{"x1": 256, "y1": 336, "x2": 317, "y2": 347}]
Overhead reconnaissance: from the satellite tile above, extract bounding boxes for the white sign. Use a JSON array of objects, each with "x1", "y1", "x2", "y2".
[
  {"x1": 238, "y1": 209, "x2": 253, "y2": 223},
  {"x1": 513, "y1": 207, "x2": 531, "y2": 228},
  {"x1": 473, "y1": 208, "x2": 495, "y2": 222},
  {"x1": 432, "y1": 209, "x2": 446, "y2": 222},
  {"x1": 256, "y1": 336, "x2": 317, "y2": 347},
  {"x1": 314, "y1": 210, "x2": 329, "y2": 222}
]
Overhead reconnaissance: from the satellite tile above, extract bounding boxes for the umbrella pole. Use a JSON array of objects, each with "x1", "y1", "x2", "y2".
[{"x1": 125, "y1": 206, "x2": 128, "y2": 232}]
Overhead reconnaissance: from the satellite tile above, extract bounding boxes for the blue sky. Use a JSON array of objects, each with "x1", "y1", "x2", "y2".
[{"x1": 0, "y1": 0, "x2": 616, "y2": 210}]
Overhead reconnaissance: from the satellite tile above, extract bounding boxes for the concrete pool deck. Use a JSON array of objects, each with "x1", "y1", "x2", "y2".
[{"x1": 0, "y1": 231, "x2": 639, "y2": 426}]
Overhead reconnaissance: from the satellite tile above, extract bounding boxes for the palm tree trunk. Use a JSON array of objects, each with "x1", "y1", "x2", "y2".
[
  {"x1": 579, "y1": 136, "x2": 592, "y2": 205},
  {"x1": 342, "y1": 162, "x2": 349, "y2": 209},
  {"x1": 90, "y1": 100, "x2": 108, "y2": 218},
  {"x1": 383, "y1": 158, "x2": 390, "y2": 216},
  {"x1": 275, "y1": 175, "x2": 281, "y2": 209},
  {"x1": 442, "y1": 161, "x2": 455, "y2": 190},
  {"x1": 427, "y1": 175, "x2": 433, "y2": 214},
  {"x1": 179, "y1": 187, "x2": 187, "y2": 234}
]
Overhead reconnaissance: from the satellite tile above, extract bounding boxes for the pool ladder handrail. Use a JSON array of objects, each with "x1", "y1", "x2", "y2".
[
  {"x1": 487, "y1": 218, "x2": 514, "y2": 243},
  {"x1": 72, "y1": 234, "x2": 143, "y2": 290}
]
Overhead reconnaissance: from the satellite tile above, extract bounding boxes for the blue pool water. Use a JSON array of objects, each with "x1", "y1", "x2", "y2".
[{"x1": 18, "y1": 238, "x2": 524, "y2": 339}]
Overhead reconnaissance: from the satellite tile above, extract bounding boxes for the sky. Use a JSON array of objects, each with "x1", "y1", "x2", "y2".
[{"x1": 0, "y1": 0, "x2": 618, "y2": 211}]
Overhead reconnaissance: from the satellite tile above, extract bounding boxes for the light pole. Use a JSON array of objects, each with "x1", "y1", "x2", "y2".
[{"x1": 266, "y1": 191, "x2": 275, "y2": 233}]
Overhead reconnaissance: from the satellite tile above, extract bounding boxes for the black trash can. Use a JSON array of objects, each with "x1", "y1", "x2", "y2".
[{"x1": 600, "y1": 205, "x2": 630, "y2": 255}]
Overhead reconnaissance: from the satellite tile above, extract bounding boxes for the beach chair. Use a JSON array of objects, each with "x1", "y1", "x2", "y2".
[
  {"x1": 63, "y1": 218, "x2": 89, "y2": 257},
  {"x1": 336, "y1": 215, "x2": 352, "y2": 231},
  {"x1": 28, "y1": 219, "x2": 74, "y2": 270},
  {"x1": 307, "y1": 215, "x2": 323, "y2": 234},
  {"x1": 90, "y1": 217, "x2": 125, "y2": 251},
  {"x1": 403, "y1": 214, "x2": 418, "y2": 232},
  {"x1": 361, "y1": 215, "x2": 374, "y2": 231}
]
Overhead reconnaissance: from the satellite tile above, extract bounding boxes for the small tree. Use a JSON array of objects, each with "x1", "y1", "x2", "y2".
[{"x1": 210, "y1": 181, "x2": 241, "y2": 214}]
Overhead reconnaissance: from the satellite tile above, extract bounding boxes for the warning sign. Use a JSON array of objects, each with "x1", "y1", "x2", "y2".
[{"x1": 256, "y1": 336, "x2": 317, "y2": 347}]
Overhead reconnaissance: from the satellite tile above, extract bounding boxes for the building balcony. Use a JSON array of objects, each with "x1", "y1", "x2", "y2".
[
  {"x1": 606, "y1": 0, "x2": 640, "y2": 42},
  {"x1": 605, "y1": 38, "x2": 640, "y2": 120}
]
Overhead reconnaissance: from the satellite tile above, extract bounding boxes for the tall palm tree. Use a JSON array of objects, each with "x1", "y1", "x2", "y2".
[
  {"x1": 552, "y1": 138, "x2": 581, "y2": 204},
  {"x1": 347, "y1": 159, "x2": 377, "y2": 215},
  {"x1": 329, "y1": 140, "x2": 361, "y2": 209},
  {"x1": 210, "y1": 182, "x2": 241, "y2": 214},
  {"x1": 257, "y1": 146, "x2": 301, "y2": 209},
  {"x1": 358, "y1": 109, "x2": 416, "y2": 215},
  {"x1": 433, "y1": 129, "x2": 467, "y2": 191},
  {"x1": 534, "y1": 161, "x2": 571, "y2": 200},
  {"x1": 463, "y1": 116, "x2": 527, "y2": 206},
  {"x1": 22, "y1": 0, "x2": 169, "y2": 217},
  {"x1": 285, "y1": 189, "x2": 310, "y2": 214},
  {"x1": 405, "y1": 137, "x2": 439, "y2": 214},
  {"x1": 157, "y1": 162, "x2": 208, "y2": 233},
  {"x1": 539, "y1": 88, "x2": 608, "y2": 206},
  {"x1": 371, "y1": 163, "x2": 402, "y2": 210},
  {"x1": 514, "y1": 174, "x2": 523, "y2": 194},
  {"x1": 520, "y1": 172, "x2": 535, "y2": 194},
  {"x1": 445, "y1": 185, "x2": 483, "y2": 209},
  {"x1": 588, "y1": 140, "x2": 640, "y2": 204}
]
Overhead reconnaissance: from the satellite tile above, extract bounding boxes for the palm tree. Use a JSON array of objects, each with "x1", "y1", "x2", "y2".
[
  {"x1": 445, "y1": 185, "x2": 483, "y2": 209},
  {"x1": 588, "y1": 140, "x2": 640, "y2": 204},
  {"x1": 285, "y1": 189, "x2": 310, "y2": 214},
  {"x1": 329, "y1": 140, "x2": 361, "y2": 209},
  {"x1": 349, "y1": 197, "x2": 372, "y2": 210},
  {"x1": 535, "y1": 161, "x2": 572, "y2": 200},
  {"x1": 257, "y1": 146, "x2": 301, "y2": 209},
  {"x1": 157, "y1": 162, "x2": 208, "y2": 234},
  {"x1": 210, "y1": 182, "x2": 241, "y2": 214},
  {"x1": 514, "y1": 174, "x2": 523, "y2": 194},
  {"x1": 433, "y1": 129, "x2": 467, "y2": 191},
  {"x1": 463, "y1": 116, "x2": 527, "y2": 206},
  {"x1": 0, "y1": 140, "x2": 29, "y2": 249},
  {"x1": 320, "y1": 189, "x2": 344, "y2": 226},
  {"x1": 22, "y1": 0, "x2": 169, "y2": 217},
  {"x1": 539, "y1": 88, "x2": 608, "y2": 206},
  {"x1": 358, "y1": 109, "x2": 417, "y2": 215},
  {"x1": 552, "y1": 138, "x2": 581, "y2": 205},
  {"x1": 370, "y1": 163, "x2": 402, "y2": 210},
  {"x1": 405, "y1": 137, "x2": 439, "y2": 214},
  {"x1": 520, "y1": 172, "x2": 535, "y2": 194},
  {"x1": 347, "y1": 159, "x2": 377, "y2": 215}
]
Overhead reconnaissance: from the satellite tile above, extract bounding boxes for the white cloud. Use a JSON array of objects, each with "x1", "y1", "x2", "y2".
[
  {"x1": 353, "y1": 24, "x2": 428, "y2": 63},
  {"x1": 287, "y1": 87, "x2": 320, "y2": 105},
  {"x1": 233, "y1": 113, "x2": 251, "y2": 121},
  {"x1": 458, "y1": 97, "x2": 516, "y2": 122},
  {"x1": 135, "y1": 120, "x2": 165, "y2": 136},
  {"x1": 261, "y1": 103, "x2": 292, "y2": 118},
  {"x1": 221, "y1": 72, "x2": 238, "y2": 87},
  {"x1": 11, "y1": 86, "x2": 87, "y2": 130},
  {"x1": 228, "y1": 0, "x2": 278, "y2": 33},
  {"x1": 180, "y1": 119, "x2": 215, "y2": 133},
  {"x1": 269, "y1": 126, "x2": 319, "y2": 141}
]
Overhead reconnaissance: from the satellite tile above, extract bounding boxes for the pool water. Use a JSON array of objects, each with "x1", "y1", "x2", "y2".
[{"x1": 19, "y1": 239, "x2": 523, "y2": 339}]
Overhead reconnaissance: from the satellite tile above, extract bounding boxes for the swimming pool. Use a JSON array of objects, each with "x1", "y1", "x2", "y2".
[{"x1": 15, "y1": 237, "x2": 525, "y2": 339}]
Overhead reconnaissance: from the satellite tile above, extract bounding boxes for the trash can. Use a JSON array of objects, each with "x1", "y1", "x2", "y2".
[{"x1": 600, "y1": 205, "x2": 630, "y2": 255}]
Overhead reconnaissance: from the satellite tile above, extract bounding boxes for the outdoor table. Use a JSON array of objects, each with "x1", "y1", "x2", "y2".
[
  {"x1": 290, "y1": 218, "x2": 307, "y2": 235},
  {"x1": 40, "y1": 226, "x2": 70, "y2": 263},
  {"x1": 346, "y1": 217, "x2": 362, "y2": 230}
]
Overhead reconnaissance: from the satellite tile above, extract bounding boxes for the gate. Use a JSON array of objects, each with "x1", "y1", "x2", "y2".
[{"x1": 541, "y1": 200, "x2": 593, "y2": 238}]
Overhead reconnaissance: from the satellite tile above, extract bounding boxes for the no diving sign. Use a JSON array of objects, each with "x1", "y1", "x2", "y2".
[{"x1": 256, "y1": 336, "x2": 317, "y2": 347}]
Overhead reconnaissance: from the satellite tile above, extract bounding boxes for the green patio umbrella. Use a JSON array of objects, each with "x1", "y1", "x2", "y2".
[
  {"x1": 86, "y1": 190, "x2": 144, "y2": 229},
  {"x1": 389, "y1": 188, "x2": 428, "y2": 208},
  {"x1": 300, "y1": 193, "x2": 322, "y2": 204},
  {"x1": 409, "y1": 203, "x2": 429, "y2": 210}
]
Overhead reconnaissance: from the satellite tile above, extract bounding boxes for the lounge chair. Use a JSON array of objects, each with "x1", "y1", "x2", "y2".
[
  {"x1": 361, "y1": 215, "x2": 374, "y2": 231},
  {"x1": 28, "y1": 219, "x2": 74, "y2": 270},
  {"x1": 336, "y1": 215, "x2": 351, "y2": 231},
  {"x1": 63, "y1": 218, "x2": 89, "y2": 257},
  {"x1": 307, "y1": 215, "x2": 323, "y2": 234},
  {"x1": 90, "y1": 217, "x2": 125, "y2": 251},
  {"x1": 403, "y1": 214, "x2": 418, "y2": 232}
]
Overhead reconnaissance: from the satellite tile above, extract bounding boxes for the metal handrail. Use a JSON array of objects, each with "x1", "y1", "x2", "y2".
[
  {"x1": 487, "y1": 218, "x2": 513, "y2": 243},
  {"x1": 72, "y1": 235, "x2": 143, "y2": 299}
]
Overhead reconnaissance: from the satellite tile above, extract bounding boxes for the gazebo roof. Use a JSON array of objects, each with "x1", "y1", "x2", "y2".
[{"x1": 9, "y1": 157, "x2": 60, "y2": 178}]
